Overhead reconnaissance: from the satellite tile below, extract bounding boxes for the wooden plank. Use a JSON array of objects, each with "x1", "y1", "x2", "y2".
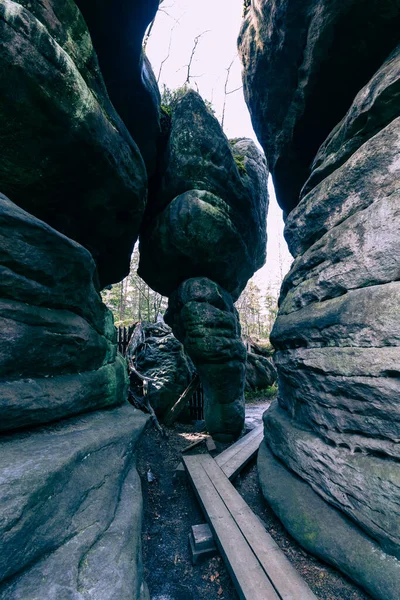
[
  {"x1": 218, "y1": 431, "x2": 263, "y2": 480},
  {"x1": 216, "y1": 425, "x2": 263, "y2": 467},
  {"x1": 215, "y1": 424, "x2": 264, "y2": 479},
  {"x1": 183, "y1": 455, "x2": 280, "y2": 600},
  {"x1": 181, "y1": 436, "x2": 206, "y2": 453},
  {"x1": 200, "y1": 455, "x2": 317, "y2": 600}
]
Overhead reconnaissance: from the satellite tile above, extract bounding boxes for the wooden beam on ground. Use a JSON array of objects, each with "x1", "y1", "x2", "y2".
[
  {"x1": 183, "y1": 454, "x2": 279, "y2": 600},
  {"x1": 183, "y1": 454, "x2": 317, "y2": 600},
  {"x1": 181, "y1": 436, "x2": 206, "y2": 453},
  {"x1": 215, "y1": 424, "x2": 264, "y2": 480},
  {"x1": 164, "y1": 375, "x2": 200, "y2": 426}
]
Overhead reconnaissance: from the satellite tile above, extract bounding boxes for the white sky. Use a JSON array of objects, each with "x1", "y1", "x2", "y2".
[{"x1": 147, "y1": 0, "x2": 293, "y2": 297}]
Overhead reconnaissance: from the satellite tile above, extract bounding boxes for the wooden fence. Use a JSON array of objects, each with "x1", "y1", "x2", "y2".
[
  {"x1": 117, "y1": 325, "x2": 135, "y2": 356},
  {"x1": 117, "y1": 325, "x2": 204, "y2": 421},
  {"x1": 189, "y1": 385, "x2": 204, "y2": 420}
]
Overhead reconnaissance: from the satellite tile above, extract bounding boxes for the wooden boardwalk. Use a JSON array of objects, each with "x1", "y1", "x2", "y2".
[
  {"x1": 215, "y1": 424, "x2": 264, "y2": 480},
  {"x1": 183, "y1": 453, "x2": 317, "y2": 600}
]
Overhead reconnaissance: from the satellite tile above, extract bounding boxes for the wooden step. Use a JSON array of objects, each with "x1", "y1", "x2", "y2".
[
  {"x1": 183, "y1": 454, "x2": 317, "y2": 600},
  {"x1": 215, "y1": 424, "x2": 264, "y2": 480}
]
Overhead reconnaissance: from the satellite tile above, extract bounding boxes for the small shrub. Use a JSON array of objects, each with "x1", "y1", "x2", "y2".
[
  {"x1": 233, "y1": 154, "x2": 247, "y2": 176},
  {"x1": 245, "y1": 383, "x2": 278, "y2": 403},
  {"x1": 160, "y1": 84, "x2": 215, "y2": 116}
]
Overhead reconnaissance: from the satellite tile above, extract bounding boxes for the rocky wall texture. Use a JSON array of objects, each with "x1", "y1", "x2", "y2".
[
  {"x1": 0, "y1": 0, "x2": 149, "y2": 287},
  {"x1": 127, "y1": 321, "x2": 195, "y2": 418},
  {"x1": 0, "y1": 0, "x2": 158, "y2": 595},
  {"x1": 139, "y1": 90, "x2": 268, "y2": 301},
  {"x1": 166, "y1": 278, "x2": 247, "y2": 441},
  {"x1": 0, "y1": 0, "x2": 270, "y2": 593},
  {"x1": 0, "y1": 195, "x2": 129, "y2": 431},
  {"x1": 0, "y1": 195, "x2": 149, "y2": 598},
  {"x1": 75, "y1": 0, "x2": 161, "y2": 177},
  {"x1": 240, "y1": 2, "x2": 400, "y2": 598},
  {"x1": 245, "y1": 352, "x2": 277, "y2": 393},
  {"x1": 139, "y1": 90, "x2": 269, "y2": 439},
  {"x1": 0, "y1": 405, "x2": 149, "y2": 600},
  {"x1": 239, "y1": 0, "x2": 400, "y2": 215}
]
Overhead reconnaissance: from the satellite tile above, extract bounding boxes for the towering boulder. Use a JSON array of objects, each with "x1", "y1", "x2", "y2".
[
  {"x1": 239, "y1": 0, "x2": 400, "y2": 214},
  {"x1": 0, "y1": 0, "x2": 149, "y2": 287},
  {"x1": 0, "y1": 405, "x2": 149, "y2": 600},
  {"x1": 128, "y1": 321, "x2": 195, "y2": 418},
  {"x1": 0, "y1": 194, "x2": 129, "y2": 431},
  {"x1": 139, "y1": 91, "x2": 268, "y2": 300},
  {"x1": 240, "y1": 2, "x2": 400, "y2": 598},
  {"x1": 139, "y1": 91, "x2": 269, "y2": 439}
]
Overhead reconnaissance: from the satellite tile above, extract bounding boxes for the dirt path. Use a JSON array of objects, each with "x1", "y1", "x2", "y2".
[{"x1": 136, "y1": 401, "x2": 371, "y2": 600}]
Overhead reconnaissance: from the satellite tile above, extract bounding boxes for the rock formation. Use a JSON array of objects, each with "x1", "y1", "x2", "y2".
[
  {"x1": 0, "y1": 194, "x2": 149, "y2": 599},
  {"x1": 0, "y1": 195, "x2": 129, "y2": 431},
  {"x1": 140, "y1": 91, "x2": 269, "y2": 439},
  {"x1": 0, "y1": 1, "x2": 160, "y2": 596},
  {"x1": 239, "y1": 0, "x2": 400, "y2": 216},
  {"x1": 166, "y1": 278, "x2": 247, "y2": 441},
  {"x1": 0, "y1": 0, "x2": 149, "y2": 288},
  {"x1": 240, "y1": 2, "x2": 400, "y2": 598},
  {"x1": 0, "y1": 0, "x2": 270, "y2": 593},
  {"x1": 139, "y1": 90, "x2": 268, "y2": 301},
  {"x1": 245, "y1": 352, "x2": 277, "y2": 393},
  {"x1": 127, "y1": 320, "x2": 195, "y2": 418}
]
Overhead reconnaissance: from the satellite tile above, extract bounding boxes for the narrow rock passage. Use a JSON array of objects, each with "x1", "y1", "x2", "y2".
[{"x1": 137, "y1": 399, "x2": 371, "y2": 600}]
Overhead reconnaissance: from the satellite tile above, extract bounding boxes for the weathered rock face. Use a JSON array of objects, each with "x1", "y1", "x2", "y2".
[
  {"x1": 0, "y1": 195, "x2": 129, "y2": 431},
  {"x1": 166, "y1": 278, "x2": 247, "y2": 441},
  {"x1": 139, "y1": 90, "x2": 268, "y2": 301},
  {"x1": 75, "y1": 0, "x2": 161, "y2": 176},
  {"x1": 258, "y1": 439, "x2": 400, "y2": 600},
  {"x1": 0, "y1": 405, "x2": 149, "y2": 600},
  {"x1": 241, "y1": 2, "x2": 400, "y2": 597},
  {"x1": 0, "y1": 195, "x2": 149, "y2": 598},
  {"x1": 301, "y1": 44, "x2": 400, "y2": 199},
  {"x1": 245, "y1": 352, "x2": 277, "y2": 392},
  {"x1": 239, "y1": 0, "x2": 400, "y2": 214},
  {"x1": 0, "y1": 2, "x2": 159, "y2": 597},
  {"x1": 128, "y1": 321, "x2": 195, "y2": 418},
  {"x1": 0, "y1": 0, "x2": 148, "y2": 287}
]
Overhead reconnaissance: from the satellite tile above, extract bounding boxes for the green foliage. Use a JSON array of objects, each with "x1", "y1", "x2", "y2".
[
  {"x1": 160, "y1": 84, "x2": 188, "y2": 115},
  {"x1": 229, "y1": 140, "x2": 247, "y2": 176},
  {"x1": 235, "y1": 280, "x2": 278, "y2": 340},
  {"x1": 233, "y1": 154, "x2": 247, "y2": 176},
  {"x1": 160, "y1": 84, "x2": 215, "y2": 117},
  {"x1": 243, "y1": 0, "x2": 251, "y2": 16},
  {"x1": 245, "y1": 384, "x2": 278, "y2": 403}
]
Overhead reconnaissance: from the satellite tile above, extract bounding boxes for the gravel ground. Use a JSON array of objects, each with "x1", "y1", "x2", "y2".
[{"x1": 136, "y1": 401, "x2": 371, "y2": 600}]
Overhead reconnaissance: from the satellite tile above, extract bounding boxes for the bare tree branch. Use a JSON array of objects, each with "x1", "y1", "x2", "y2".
[
  {"x1": 221, "y1": 55, "x2": 242, "y2": 129},
  {"x1": 183, "y1": 30, "x2": 210, "y2": 86},
  {"x1": 157, "y1": 15, "x2": 181, "y2": 82},
  {"x1": 226, "y1": 85, "x2": 243, "y2": 95}
]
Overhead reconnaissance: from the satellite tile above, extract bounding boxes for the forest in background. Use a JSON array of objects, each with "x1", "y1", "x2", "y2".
[{"x1": 102, "y1": 245, "x2": 279, "y2": 340}]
